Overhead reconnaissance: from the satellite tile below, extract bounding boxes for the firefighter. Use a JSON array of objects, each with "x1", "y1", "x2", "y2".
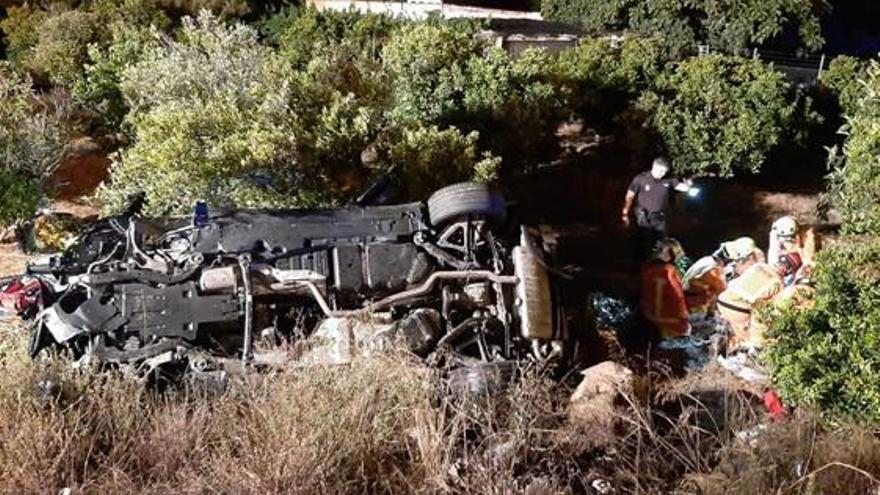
[
  {"x1": 768, "y1": 215, "x2": 820, "y2": 273},
  {"x1": 717, "y1": 252, "x2": 802, "y2": 350},
  {"x1": 621, "y1": 157, "x2": 696, "y2": 258},
  {"x1": 682, "y1": 254, "x2": 727, "y2": 316},
  {"x1": 713, "y1": 236, "x2": 765, "y2": 280},
  {"x1": 640, "y1": 238, "x2": 691, "y2": 339}
]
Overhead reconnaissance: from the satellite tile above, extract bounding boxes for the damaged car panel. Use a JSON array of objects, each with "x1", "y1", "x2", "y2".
[{"x1": 7, "y1": 182, "x2": 583, "y2": 380}]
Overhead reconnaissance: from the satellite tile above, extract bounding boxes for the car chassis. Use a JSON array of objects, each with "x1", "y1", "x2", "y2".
[{"x1": 5, "y1": 183, "x2": 580, "y2": 382}]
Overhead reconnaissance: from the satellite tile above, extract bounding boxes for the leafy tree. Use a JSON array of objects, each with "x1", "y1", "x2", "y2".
[
  {"x1": 765, "y1": 238, "x2": 880, "y2": 423},
  {"x1": 542, "y1": 0, "x2": 827, "y2": 58},
  {"x1": 72, "y1": 24, "x2": 162, "y2": 131},
  {"x1": 383, "y1": 22, "x2": 565, "y2": 169},
  {"x1": 639, "y1": 54, "x2": 796, "y2": 177},
  {"x1": 827, "y1": 60, "x2": 880, "y2": 235},
  {"x1": 100, "y1": 12, "x2": 306, "y2": 215},
  {"x1": 556, "y1": 35, "x2": 665, "y2": 95},
  {"x1": 274, "y1": 7, "x2": 399, "y2": 67},
  {"x1": 820, "y1": 55, "x2": 870, "y2": 118},
  {"x1": 0, "y1": 64, "x2": 77, "y2": 222},
  {"x1": 0, "y1": 4, "x2": 50, "y2": 64},
  {"x1": 380, "y1": 125, "x2": 500, "y2": 199},
  {"x1": 382, "y1": 21, "x2": 484, "y2": 125},
  {"x1": 765, "y1": 58, "x2": 880, "y2": 423}
]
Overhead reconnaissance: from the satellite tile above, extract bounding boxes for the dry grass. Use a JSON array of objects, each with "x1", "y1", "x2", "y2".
[
  {"x1": 0, "y1": 243, "x2": 878, "y2": 493},
  {"x1": 0, "y1": 324, "x2": 878, "y2": 494}
]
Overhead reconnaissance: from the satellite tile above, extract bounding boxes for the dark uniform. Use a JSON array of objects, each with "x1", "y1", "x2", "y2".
[{"x1": 627, "y1": 171, "x2": 681, "y2": 257}]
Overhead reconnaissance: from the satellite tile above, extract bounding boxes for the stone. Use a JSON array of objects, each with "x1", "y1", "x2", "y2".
[{"x1": 568, "y1": 361, "x2": 642, "y2": 446}]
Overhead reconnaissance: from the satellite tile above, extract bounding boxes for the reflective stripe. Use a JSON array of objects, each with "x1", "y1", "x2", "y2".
[{"x1": 717, "y1": 297, "x2": 751, "y2": 314}]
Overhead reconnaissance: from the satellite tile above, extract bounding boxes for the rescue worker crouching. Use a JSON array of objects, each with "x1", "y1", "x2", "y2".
[
  {"x1": 682, "y1": 254, "x2": 726, "y2": 316},
  {"x1": 713, "y1": 236, "x2": 765, "y2": 280},
  {"x1": 717, "y1": 252, "x2": 802, "y2": 350},
  {"x1": 640, "y1": 238, "x2": 691, "y2": 339},
  {"x1": 768, "y1": 215, "x2": 820, "y2": 278}
]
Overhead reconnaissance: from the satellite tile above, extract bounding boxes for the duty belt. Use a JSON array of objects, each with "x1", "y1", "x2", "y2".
[{"x1": 637, "y1": 209, "x2": 665, "y2": 221}]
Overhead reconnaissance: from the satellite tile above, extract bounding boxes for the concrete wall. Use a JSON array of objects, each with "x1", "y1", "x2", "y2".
[{"x1": 305, "y1": 0, "x2": 542, "y2": 20}]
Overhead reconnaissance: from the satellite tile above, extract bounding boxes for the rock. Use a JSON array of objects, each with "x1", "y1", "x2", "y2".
[{"x1": 569, "y1": 361, "x2": 642, "y2": 446}]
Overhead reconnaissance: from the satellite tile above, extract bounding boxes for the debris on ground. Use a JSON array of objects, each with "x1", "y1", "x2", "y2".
[
  {"x1": 655, "y1": 315, "x2": 728, "y2": 370},
  {"x1": 591, "y1": 293, "x2": 634, "y2": 332},
  {"x1": 569, "y1": 360, "x2": 643, "y2": 446}
]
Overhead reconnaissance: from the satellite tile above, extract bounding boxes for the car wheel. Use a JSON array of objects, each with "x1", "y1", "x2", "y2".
[{"x1": 427, "y1": 182, "x2": 505, "y2": 227}]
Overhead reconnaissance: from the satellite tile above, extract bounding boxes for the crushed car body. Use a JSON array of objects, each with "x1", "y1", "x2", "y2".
[{"x1": 4, "y1": 182, "x2": 585, "y2": 382}]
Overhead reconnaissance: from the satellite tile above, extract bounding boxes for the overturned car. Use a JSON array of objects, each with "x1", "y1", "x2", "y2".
[{"x1": 3, "y1": 182, "x2": 586, "y2": 382}]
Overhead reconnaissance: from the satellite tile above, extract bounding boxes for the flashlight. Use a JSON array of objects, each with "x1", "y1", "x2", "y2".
[{"x1": 687, "y1": 186, "x2": 701, "y2": 198}]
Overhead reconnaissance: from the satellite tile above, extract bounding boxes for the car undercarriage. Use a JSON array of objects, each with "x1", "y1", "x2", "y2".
[{"x1": 3, "y1": 182, "x2": 589, "y2": 387}]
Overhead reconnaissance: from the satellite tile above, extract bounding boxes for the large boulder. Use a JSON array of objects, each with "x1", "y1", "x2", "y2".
[{"x1": 568, "y1": 361, "x2": 643, "y2": 445}]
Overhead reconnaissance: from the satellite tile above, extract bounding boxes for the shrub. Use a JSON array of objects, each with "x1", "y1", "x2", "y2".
[
  {"x1": 764, "y1": 238, "x2": 880, "y2": 423},
  {"x1": 382, "y1": 21, "x2": 485, "y2": 125},
  {"x1": 72, "y1": 25, "x2": 162, "y2": 131},
  {"x1": 380, "y1": 125, "x2": 500, "y2": 199},
  {"x1": 820, "y1": 55, "x2": 871, "y2": 122},
  {"x1": 97, "y1": 12, "x2": 307, "y2": 215},
  {"x1": 556, "y1": 35, "x2": 665, "y2": 95},
  {"x1": 0, "y1": 4, "x2": 50, "y2": 64},
  {"x1": 0, "y1": 65, "x2": 76, "y2": 223},
  {"x1": 542, "y1": 0, "x2": 826, "y2": 59},
  {"x1": 0, "y1": 170, "x2": 41, "y2": 226},
  {"x1": 639, "y1": 54, "x2": 797, "y2": 177},
  {"x1": 275, "y1": 7, "x2": 399, "y2": 67},
  {"x1": 827, "y1": 60, "x2": 880, "y2": 235},
  {"x1": 25, "y1": 9, "x2": 102, "y2": 88}
]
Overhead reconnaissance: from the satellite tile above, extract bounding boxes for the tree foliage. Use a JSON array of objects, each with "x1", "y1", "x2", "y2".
[
  {"x1": 98, "y1": 12, "x2": 508, "y2": 215},
  {"x1": 827, "y1": 60, "x2": 880, "y2": 235},
  {"x1": 542, "y1": 0, "x2": 827, "y2": 58},
  {"x1": 0, "y1": 64, "x2": 75, "y2": 178},
  {"x1": 0, "y1": 64, "x2": 76, "y2": 222},
  {"x1": 765, "y1": 238, "x2": 880, "y2": 423},
  {"x1": 820, "y1": 55, "x2": 870, "y2": 118},
  {"x1": 100, "y1": 12, "x2": 304, "y2": 215},
  {"x1": 765, "y1": 57, "x2": 880, "y2": 423},
  {"x1": 639, "y1": 54, "x2": 796, "y2": 177}
]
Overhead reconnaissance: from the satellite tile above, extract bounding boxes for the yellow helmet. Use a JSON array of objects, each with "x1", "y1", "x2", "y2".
[{"x1": 719, "y1": 237, "x2": 756, "y2": 261}]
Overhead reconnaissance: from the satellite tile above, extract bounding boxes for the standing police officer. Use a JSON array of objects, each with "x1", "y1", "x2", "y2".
[{"x1": 621, "y1": 157, "x2": 695, "y2": 257}]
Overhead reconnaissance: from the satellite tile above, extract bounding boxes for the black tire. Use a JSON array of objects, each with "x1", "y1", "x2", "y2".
[{"x1": 427, "y1": 182, "x2": 505, "y2": 227}]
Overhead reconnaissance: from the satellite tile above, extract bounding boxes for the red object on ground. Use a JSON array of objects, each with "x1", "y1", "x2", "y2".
[
  {"x1": 763, "y1": 389, "x2": 788, "y2": 420},
  {"x1": 0, "y1": 278, "x2": 45, "y2": 317}
]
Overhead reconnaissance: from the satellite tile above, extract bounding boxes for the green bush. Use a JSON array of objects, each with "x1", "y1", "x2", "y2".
[
  {"x1": 764, "y1": 239, "x2": 880, "y2": 423},
  {"x1": 0, "y1": 4, "x2": 51, "y2": 64},
  {"x1": 820, "y1": 55, "x2": 871, "y2": 120},
  {"x1": 639, "y1": 54, "x2": 797, "y2": 177},
  {"x1": 275, "y1": 7, "x2": 399, "y2": 67},
  {"x1": 382, "y1": 21, "x2": 485, "y2": 125},
  {"x1": 0, "y1": 170, "x2": 41, "y2": 226},
  {"x1": 380, "y1": 125, "x2": 500, "y2": 199},
  {"x1": 0, "y1": 64, "x2": 75, "y2": 178},
  {"x1": 556, "y1": 35, "x2": 665, "y2": 95},
  {"x1": 542, "y1": 0, "x2": 826, "y2": 59},
  {"x1": 827, "y1": 60, "x2": 880, "y2": 235},
  {"x1": 99, "y1": 12, "x2": 308, "y2": 215}
]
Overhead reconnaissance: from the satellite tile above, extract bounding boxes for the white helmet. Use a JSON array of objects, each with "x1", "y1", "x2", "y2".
[{"x1": 772, "y1": 216, "x2": 798, "y2": 240}]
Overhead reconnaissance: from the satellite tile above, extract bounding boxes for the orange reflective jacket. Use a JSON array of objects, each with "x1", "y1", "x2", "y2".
[
  {"x1": 641, "y1": 261, "x2": 690, "y2": 338},
  {"x1": 685, "y1": 267, "x2": 726, "y2": 315}
]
